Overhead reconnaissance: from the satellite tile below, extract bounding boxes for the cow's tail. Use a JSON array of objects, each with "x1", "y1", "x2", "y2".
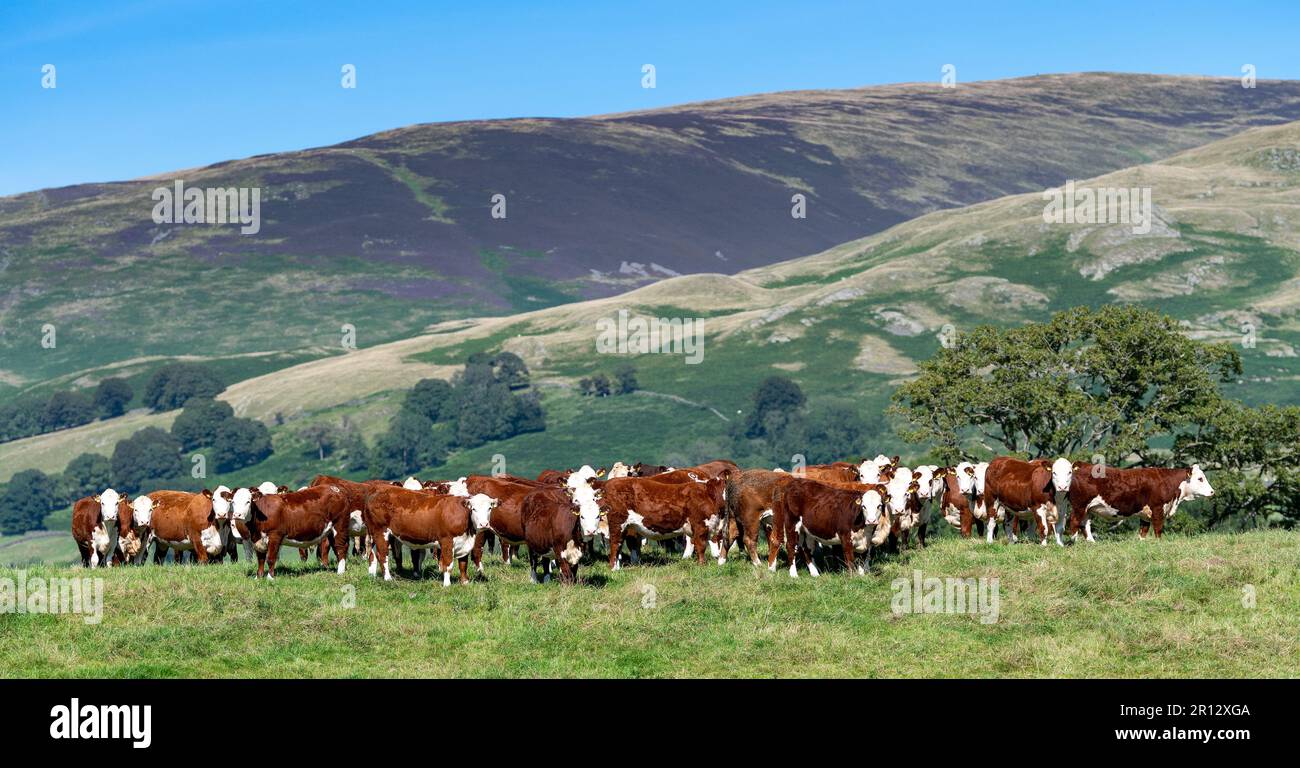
[{"x1": 723, "y1": 474, "x2": 743, "y2": 536}]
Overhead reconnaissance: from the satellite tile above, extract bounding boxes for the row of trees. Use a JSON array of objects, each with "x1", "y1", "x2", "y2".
[
  {"x1": 578, "y1": 364, "x2": 638, "y2": 397},
  {"x1": 0, "y1": 362, "x2": 227, "y2": 445},
  {"x1": 729, "y1": 375, "x2": 885, "y2": 467}
]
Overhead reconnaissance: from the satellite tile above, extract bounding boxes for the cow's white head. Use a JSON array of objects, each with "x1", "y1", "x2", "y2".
[
  {"x1": 230, "y1": 487, "x2": 256, "y2": 522},
  {"x1": 131, "y1": 495, "x2": 157, "y2": 527},
  {"x1": 211, "y1": 485, "x2": 233, "y2": 520},
  {"x1": 860, "y1": 488, "x2": 885, "y2": 525},
  {"x1": 466, "y1": 493, "x2": 497, "y2": 529},
  {"x1": 1182, "y1": 464, "x2": 1214, "y2": 499},
  {"x1": 569, "y1": 481, "x2": 604, "y2": 539},
  {"x1": 448, "y1": 477, "x2": 469, "y2": 497},
  {"x1": 955, "y1": 462, "x2": 976, "y2": 494},
  {"x1": 608, "y1": 461, "x2": 632, "y2": 478},
  {"x1": 914, "y1": 465, "x2": 943, "y2": 500},
  {"x1": 885, "y1": 467, "x2": 914, "y2": 517},
  {"x1": 857, "y1": 454, "x2": 892, "y2": 483},
  {"x1": 257, "y1": 481, "x2": 279, "y2": 495},
  {"x1": 1051, "y1": 458, "x2": 1073, "y2": 494},
  {"x1": 402, "y1": 476, "x2": 423, "y2": 491},
  {"x1": 96, "y1": 488, "x2": 122, "y2": 521},
  {"x1": 566, "y1": 465, "x2": 598, "y2": 492},
  {"x1": 973, "y1": 462, "x2": 990, "y2": 496}
]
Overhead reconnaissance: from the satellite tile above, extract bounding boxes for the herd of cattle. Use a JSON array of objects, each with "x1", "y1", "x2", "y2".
[{"x1": 70, "y1": 455, "x2": 1217, "y2": 584}]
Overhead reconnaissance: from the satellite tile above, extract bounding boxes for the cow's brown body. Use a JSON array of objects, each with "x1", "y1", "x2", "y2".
[
  {"x1": 71, "y1": 496, "x2": 131, "y2": 567},
  {"x1": 770, "y1": 477, "x2": 888, "y2": 575},
  {"x1": 938, "y1": 473, "x2": 985, "y2": 538},
  {"x1": 983, "y1": 457, "x2": 1059, "y2": 544},
  {"x1": 364, "y1": 485, "x2": 478, "y2": 583},
  {"x1": 246, "y1": 485, "x2": 352, "y2": 578},
  {"x1": 144, "y1": 490, "x2": 224, "y2": 564},
  {"x1": 598, "y1": 475, "x2": 727, "y2": 568},
  {"x1": 804, "y1": 464, "x2": 859, "y2": 484},
  {"x1": 464, "y1": 475, "x2": 549, "y2": 570},
  {"x1": 520, "y1": 486, "x2": 585, "y2": 584},
  {"x1": 722, "y1": 469, "x2": 787, "y2": 565},
  {"x1": 1065, "y1": 464, "x2": 1193, "y2": 540}
]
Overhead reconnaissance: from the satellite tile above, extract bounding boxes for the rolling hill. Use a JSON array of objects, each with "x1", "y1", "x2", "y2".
[
  {"x1": 3, "y1": 117, "x2": 1299, "y2": 489},
  {"x1": 5, "y1": 73, "x2": 1300, "y2": 393}
]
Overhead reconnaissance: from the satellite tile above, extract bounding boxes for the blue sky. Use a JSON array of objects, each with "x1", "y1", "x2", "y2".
[{"x1": 2, "y1": 0, "x2": 1297, "y2": 196}]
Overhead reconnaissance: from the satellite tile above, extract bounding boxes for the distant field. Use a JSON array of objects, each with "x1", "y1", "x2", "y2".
[{"x1": 1, "y1": 531, "x2": 1294, "y2": 678}]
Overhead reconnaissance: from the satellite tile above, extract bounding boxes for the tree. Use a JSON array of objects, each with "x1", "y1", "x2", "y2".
[
  {"x1": 0, "y1": 397, "x2": 43, "y2": 443},
  {"x1": 111, "y1": 427, "x2": 184, "y2": 493},
  {"x1": 297, "y1": 422, "x2": 340, "y2": 461},
  {"x1": 40, "y1": 390, "x2": 96, "y2": 432},
  {"x1": 744, "y1": 376, "x2": 806, "y2": 438},
  {"x1": 492, "y1": 352, "x2": 531, "y2": 389},
  {"x1": 93, "y1": 377, "x2": 133, "y2": 418},
  {"x1": 371, "y1": 410, "x2": 448, "y2": 476},
  {"x1": 336, "y1": 422, "x2": 370, "y2": 472},
  {"x1": 212, "y1": 418, "x2": 274, "y2": 472},
  {"x1": 512, "y1": 390, "x2": 546, "y2": 434},
  {"x1": 60, "y1": 453, "x2": 114, "y2": 505},
  {"x1": 0, "y1": 469, "x2": 56, "y2": 535},
  {"x1": 404, "y1": 378, "x2": 454, "y2": 422},
  {"x1": 613, "y1": 364, "x2": 639, "y2": 395},
  {"x1": 590, "y1": 373, "x2": 611, "y2": 397},
  {"x1": 890, "y1": 305, "x2": 1241, "y2": 464},
  {"x1": 170, "y1": 398, "x2": 236, "y2": 451},
  {"x1": 578, "y1": 377, "x2": 594, "y2": 396},
  {"x1": 143, "y1": 363, "x2": 225, "y2": 412}
]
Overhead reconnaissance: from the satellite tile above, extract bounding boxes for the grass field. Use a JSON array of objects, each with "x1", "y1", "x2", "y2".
[{"x1": 2, "y1": 530, "x2": 1295, "y2": 678}]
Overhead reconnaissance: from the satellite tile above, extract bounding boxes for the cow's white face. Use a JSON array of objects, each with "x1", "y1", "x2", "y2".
[
  {"x1": 860, "y1": 489, "x2": 885, "y2": 525},
  {"x1": 973, "y1": 462, "x2": 989, "y2": 495},
  {"x1": 231, "y1": 487, "x2": 255, "y2": 522},
  {"x1": 566, "y1": 465, "x2": 598, "y2": 492},
  {"x1": 97, "y1": 488, "x2": 122, "y2": 521},
  {"x1": 608, "y1": 462, "x2": 631, "y2": 478},
  {"x1": 885, "y1": 468, "x2": 914, "y2": 516},
  {"x1": 571, "y1": 483, "x2": 604, "y2": 538},
  {"x1": 257, "y1": 481, "x2": 278, "y2": 495},
  {"x1": 1051, "y1": 458, "x2": 1073, "y2": 493},
  {"x1": 1182, "y1": 464, "x2": 1214, "y2": 499},
  {"x1": 448, "y1": 477, "x2": 469, "y2": 497},
  {"x1": 914, "y1": 465, "x2": 940, "y2": 500},
  {"x1": 131, "y1": 495, "x2": 155, "y2": 527},
  {"x1": 955, "y1": 462, "x2": 976, "y2": 494},
  {"x1": 402, "y1": 476, "x2": 423, "y2": 491},
  {"x1": 211, "y1": 485, "x2": 232, "y2": 520},
  {"x1": 466, "y1": 493, "x2": 497, "y2": 528}
]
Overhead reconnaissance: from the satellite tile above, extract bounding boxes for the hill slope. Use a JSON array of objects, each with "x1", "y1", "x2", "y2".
[
  {"x1": 6, "y1": 73, "x2": 1300, "y2": 389},
  {"x1": 2, "y1": 531, "x2": 1294, "y2": 678}
]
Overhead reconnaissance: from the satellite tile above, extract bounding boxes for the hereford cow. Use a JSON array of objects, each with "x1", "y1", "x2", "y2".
[
  {"x1": 721, "y1": 469, "x2": 787, "y2": 566},
  {"x1": 1065, "y1": 462, "x2": 1214, "y2": 541},
  {"x1": 520, "y1": 484, "x2": 604, "y2": 584},
  {"x1": 456, "y1": 474, "x2": 550, "y2": 572},
  {"x1": 938, "y1": 463, "x2": 988, "y2": 538},
  {"x1": 983, "y1": 457, "x2": 1072, "y2": 546},
  {"x1": 770, "y1": 477, "x2": 890, "y2": 577},
  {"x1": 597, "y1": 474, "x2": 727, "y2": 569},
  {"x1": 71, "y1": 490, "x2": 130, "y2": 568},
  {"x1": 241, "y1": 485, "x2": 353, "y2": 579},
  {"x1": 138, "y1": 489, "x2": 226, "y2": 564},
  {"x1": 857, "y1": 455, "x2": 899, "y2": 483},
  {"x1": 363, "y1": 485, "x2": 496, "y2": 585}
]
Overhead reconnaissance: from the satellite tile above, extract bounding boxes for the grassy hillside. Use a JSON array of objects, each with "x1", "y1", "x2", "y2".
[
  {"x1": 6, "y1": 74, "x2": 1300, "y2": 391},
  {"x1": 1, "y1": 531, "x2": 1294, "y2": 678}
]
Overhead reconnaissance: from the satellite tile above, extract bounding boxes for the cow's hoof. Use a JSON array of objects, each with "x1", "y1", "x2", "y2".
[{"x1": 337, "y1": 560, "x2": 347, "y2": 575}]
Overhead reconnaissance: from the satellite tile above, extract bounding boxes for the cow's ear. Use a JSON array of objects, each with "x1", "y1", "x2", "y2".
[
  {"x1": 1071, "y1": 461, "x2": 1082, "y2": 471},
  {"x1": 202, "y1": 488, "x2": 213, "y2": 498},
  {"x1": 220, "y1": 490, "x2": 233, "y2": 501}
]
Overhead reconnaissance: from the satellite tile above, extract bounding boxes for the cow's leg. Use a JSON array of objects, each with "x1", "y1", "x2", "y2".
[
  {"x1": 741, "y1": 518, "x2": 761, "y2": 566},
  {"x1": 917, "y1": 519, "x2": 928, "y2": 549},
  {"x1": 528, "y1": 550, "x2": 539, "y2": 584},
  {"x1": 255, "y1": 542, "x2": 267, "y2": 579},
  {"x1": 438, "y1": 538, "x2": 454, "y2": 587},
  {"x1": 1139, "y1": 520, "x2": 1150, "y2": 540},
  {"x1": 471, "y1": 529, "x2": 487, "y2": 575},
  {"x1": 681, "y1": 535, "x2": 694, "y2": 560},
  {"x1": 504, "y1": 543, "x2": 514, "y2": 565},
  {"x1": 804, "y1": 535, "x2": 821, "y2": 577},
  {"x1": 333, "y1": 526, "x2": 348, "y2": 575},
  {"x1": 766, "y1": 518, "x2": 783, "y2": 573},
  {"x1": 189, "y1": 532, "x2": 210, "y2": 564},
  {"x1": 607, "y1": 523, "x2": 623, "y2": 570},
  {"x1": 77, "y1": 540, "x2": 92, "y2": 568},
  {"x1": 839, "y1": 533, "x2": 857, "y2": 576},
  {"x1": 1085, "y1": 517, "x2": 1096, "y2": 543},
  {"x1": 690, "y1": 521, "x2": 709, "y2": 565},
  {"x1": 784, "y1": 515, "x2": 800, "y2": 579},
  {"x1": 371, "y1": 531, "x2": 392, "y2": 580},
  {"x1": 265, "y1": 533, "x2": 285, "y2": 580},
  {"x1": 457, "y1": 554, "x2": 470, "y2": 585},
  {"x1": 1153, "y1": 505, "x2": 1166, "y2": 539},
  {"x1": 410, "y1": 548, "x2": 426, "y2": 579},
  {"x1": 625, "y1": 535, "x2": 642, "y2": 565}
]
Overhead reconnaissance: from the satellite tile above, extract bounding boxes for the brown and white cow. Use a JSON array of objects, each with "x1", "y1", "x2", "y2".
[
  {"x1": 938, "y1": 463, "x2": 989, "y2": 538},
  {"x1": 363, "y1": 485, "x2": 496, "y2": 585},
  {"x1": 1065, "y1": 462, "x2": 1214, "y2": 541},
  {"x1": 138, "y1": 489, "x2": 227, "y2": 564},
  {"x1": 769, "y1": 477, "x2": 890, "y2": 577},
  {"x1": 597, "y1": 474, "x2": 727, "y2": 569},
  {"x1": 455, "y1": 475, "x2": 549, "y2": 572},
  {"x1": 520, "y1": 485, "x2": 604, "y2": 585},
  {"x1": 241, "y1": 485, "x2": 354, "y2": 579},
  {"x1": 983, "y1": 457, "x2": 1071, "y2": 546},
  {"x1": 71, "y1": 489, "x2": 131, "y2": 568},
  {"x1": 721, "y1": 469, "x2": 788, "y2": 566}
]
